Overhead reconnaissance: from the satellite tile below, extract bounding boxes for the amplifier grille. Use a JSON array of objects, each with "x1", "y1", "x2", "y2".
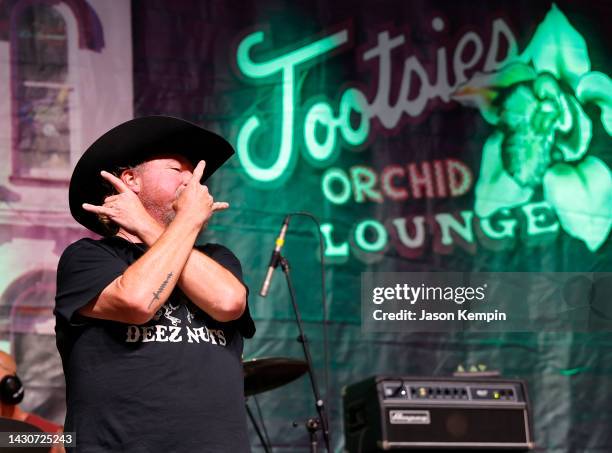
[{"x1": 343, "y1": 376, "x2": 533, "y2": 452}]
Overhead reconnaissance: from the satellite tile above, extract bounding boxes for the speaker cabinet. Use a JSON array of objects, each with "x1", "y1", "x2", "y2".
[{"x1": 343, "y1": 376, "x2": 533, "y2": 451}]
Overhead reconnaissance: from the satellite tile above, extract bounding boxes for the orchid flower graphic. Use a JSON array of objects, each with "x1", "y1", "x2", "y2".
[{"x1": 453, "y1": 5, "x2": 612, "y2": 251}]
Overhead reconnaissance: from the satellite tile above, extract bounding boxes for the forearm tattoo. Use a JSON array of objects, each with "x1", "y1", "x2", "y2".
[{"x1": 149, "y1": 272, "x2": 174, "y2": 309}]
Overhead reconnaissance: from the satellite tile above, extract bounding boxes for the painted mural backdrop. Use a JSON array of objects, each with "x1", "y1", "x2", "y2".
[
  {"x1": 0, "y1": 0, "x2": 132, "y2": 430},
  {"x1": 0, "y1": 0, "x2": 610, "y2": 451}
]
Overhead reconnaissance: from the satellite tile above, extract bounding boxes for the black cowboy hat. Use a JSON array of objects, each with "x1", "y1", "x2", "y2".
[{"x1": 69, "y1": 115, "x2": 235, "y2": 236}]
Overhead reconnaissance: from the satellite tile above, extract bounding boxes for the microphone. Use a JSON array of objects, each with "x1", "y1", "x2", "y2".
[{"x1": 259, "y1": 215, "x2": 290, "y2": 297}]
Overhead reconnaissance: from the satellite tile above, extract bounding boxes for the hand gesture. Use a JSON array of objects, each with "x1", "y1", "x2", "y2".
[
  {"x1": 173, "y1": 160, "x2": 229, "y2": 229},
  {"x1": 82, "y1": 171, "x2": 157, "y2": 237}
]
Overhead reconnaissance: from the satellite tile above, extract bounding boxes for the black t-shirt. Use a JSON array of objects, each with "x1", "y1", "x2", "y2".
[{"x1": 54, "y1": 236, "x2": 255, "y2": 453}]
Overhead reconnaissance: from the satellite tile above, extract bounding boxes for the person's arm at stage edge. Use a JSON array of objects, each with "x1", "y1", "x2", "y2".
[
  {"x1": 50, "y1": 440, "x2": 66, "y2": 453},
  {"x1": 78, "y1": 161, "x2": 215, "y2": 324}
]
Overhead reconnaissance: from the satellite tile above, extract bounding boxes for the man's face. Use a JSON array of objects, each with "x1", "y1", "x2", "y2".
[{"x1": 131, "y1": 154, "x2": 195, "y2": 225}]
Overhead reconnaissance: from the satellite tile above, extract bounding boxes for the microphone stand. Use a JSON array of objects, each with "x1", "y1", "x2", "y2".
[
  {"x1": 245, "y1": 399, "x2": 272, "y2": 453},
  {"x1": 278, "y1": 255, "x2": 331, "y2": 453}
]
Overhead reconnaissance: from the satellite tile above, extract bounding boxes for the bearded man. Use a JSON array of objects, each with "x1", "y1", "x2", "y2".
[{"x1": 54, "y1": 116, "x2": 255, "y2": 452}]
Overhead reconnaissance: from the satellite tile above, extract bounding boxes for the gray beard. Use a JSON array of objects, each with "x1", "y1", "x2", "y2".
[
  {"x1": 141, "y1": 198, "x2": 176, "y2": 227},
  {"x1": 162, "y1": 209, "x2": 176, "y2": 226}
]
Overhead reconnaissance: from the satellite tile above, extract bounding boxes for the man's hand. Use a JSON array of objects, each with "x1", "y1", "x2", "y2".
[
  {"x1": 173, "y1": 160, "x2": 229, "y2": 229},
  {"x1": 82, "y1": 170, "x2": 158, "y2": 237},
  {"x1": 77, "y1": 160, "x2": 242, "y2": 325}
]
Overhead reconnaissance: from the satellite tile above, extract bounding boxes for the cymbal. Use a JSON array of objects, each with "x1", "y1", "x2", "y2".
[{"x1": 243, "y1": 357, "x2": 308, "y2": 396}]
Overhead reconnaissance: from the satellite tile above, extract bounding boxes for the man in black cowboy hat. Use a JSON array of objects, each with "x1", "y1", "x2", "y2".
[{"x1": 54, "y1": 116, "x2": 255, "y2": 452}]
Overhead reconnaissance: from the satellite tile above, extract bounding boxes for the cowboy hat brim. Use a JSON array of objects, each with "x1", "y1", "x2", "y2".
[{"x1": 69, "y1": 115, "x2": 235, "y2": 236}]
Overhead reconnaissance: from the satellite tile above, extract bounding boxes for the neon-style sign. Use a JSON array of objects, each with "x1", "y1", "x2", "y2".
[
  {"x1": 234, "y1": 5, "x2": 612, "y2": 256},
  {"x1": 320, "y1": 160, "x2": 473, "y2": 205},
  {"x1": 236, "y1": 17, "x2": 517, "y2": 184},
  {"x1": 236, "y1": 29, "x2": 349, "y2": 183},
  {"x1": 320, "y1": 201, "x2": 563, "y2": 264},
  {"x1": 453, "y1": 5, "x2": 612, "y2": 252}
]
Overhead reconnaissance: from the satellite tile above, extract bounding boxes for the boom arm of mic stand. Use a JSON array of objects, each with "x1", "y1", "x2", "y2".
[{"x1": 279, "y1": 255, "x2": 331, "y2": 452}]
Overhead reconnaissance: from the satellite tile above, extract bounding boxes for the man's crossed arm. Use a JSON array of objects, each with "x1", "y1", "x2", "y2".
[{"x1": 78, "y1": 161, "x2": 246, "y2": 325}]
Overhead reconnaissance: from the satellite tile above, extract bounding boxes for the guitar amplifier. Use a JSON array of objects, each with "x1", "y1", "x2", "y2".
[{"x1": 343, "y1": 376, "x2": 534, "y2": 452}]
